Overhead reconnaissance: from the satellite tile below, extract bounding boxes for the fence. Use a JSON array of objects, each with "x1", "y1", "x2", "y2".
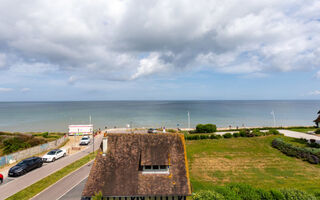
[{"x1": 0, "y1": 136, "x2": 68, "y2": 167}]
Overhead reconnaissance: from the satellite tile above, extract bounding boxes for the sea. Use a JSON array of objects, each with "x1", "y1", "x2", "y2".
[{"x1": 0, "y1": 100, "x2": 319, "y2": 132}]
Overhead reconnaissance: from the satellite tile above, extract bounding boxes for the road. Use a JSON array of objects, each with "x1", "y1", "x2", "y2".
[
  {"x1": 278, "y1": 130, "x2": 320, "y2": 141},
  {"x1": 0, "y1": 134, "x2": 102, "y2": 200},
  {"x1": 59, "y1": 177, "x2": 88, "y2": 200},
  {"x1": 31, "y1": 161, "x2": 93, "y2": 200}
]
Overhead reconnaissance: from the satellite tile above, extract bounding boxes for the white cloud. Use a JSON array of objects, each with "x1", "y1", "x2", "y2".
[
  {"x1": 131, "y1": 53, "x2": 171, "y2": 79},
  {"x1": 0, "y1": 87, "x2": 13, "y2": 92},
  {"x1": 0, "y1": 0, "x2": 319, "y2": 80},
  {"x1": 308, "y1": 90, "x2": 320, "y2": 96}
]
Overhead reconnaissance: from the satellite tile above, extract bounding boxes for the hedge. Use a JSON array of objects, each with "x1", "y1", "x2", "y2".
[
  {"x1": 185, "y1": 129, "x2": 280, "y2": 141},
  {"x1": 192, "y1": 183, "x2": 317, "y2": 200},
  {"x1": 223, "y1": 133, "x2": 233, "y2": 139},
  {"x1": 272, "y1": 138, "x2": 320, "y2": 164},
  {"x1": 185, "y1": 134, "x2": 222, "y2": 140},
  {"x1": 195, "y1": 124, "x2": 217, "y2": 133}
]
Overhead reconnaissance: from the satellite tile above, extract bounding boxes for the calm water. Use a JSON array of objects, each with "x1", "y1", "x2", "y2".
[{"x1": 0, "y1": 100, "x2": 319, "y2": 132}]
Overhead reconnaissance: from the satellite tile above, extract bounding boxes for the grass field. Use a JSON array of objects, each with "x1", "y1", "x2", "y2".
[{"x1": 186, "y1": 135, "x2": 320, "y2": 194}]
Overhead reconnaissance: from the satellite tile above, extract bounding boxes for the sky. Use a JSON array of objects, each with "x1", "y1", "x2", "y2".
[{"x1": 0, "y1": 0, "x2": 320, "y2": 101}]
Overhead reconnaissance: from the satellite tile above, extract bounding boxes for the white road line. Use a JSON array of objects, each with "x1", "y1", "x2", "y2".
[{"x1": 56, "y1": 175, "x2": 89, "y2": 200}]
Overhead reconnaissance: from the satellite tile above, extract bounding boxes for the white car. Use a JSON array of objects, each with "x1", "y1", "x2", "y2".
[
  {"x1": 42, "y1": 149, "x2": 66, "y2": 162},
  {"x1": 79, "y1": 136, "x2": 91, "y2": 145}
]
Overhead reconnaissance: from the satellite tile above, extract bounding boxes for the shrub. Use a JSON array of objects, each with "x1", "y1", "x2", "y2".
[
  {"x1": 42, "y1": 132, "x2": 49, "y2": 138},
  {"x1": 192, "y1": 184, "x2": 317, "y2": 200},
  {"x1": 192, "y1": 190, "x2": 225, "y2": 200},
  {"x1": 239, "y1": 129, "x2": 251, "y2": 137},
  {"x1": 223, "y1": 133, "x2": 233, "y2": 139},
  {"x1": 210, "y1": 134, "x2": 221, "y2": 139},
  {"x1": 185, "y1": 135, "x2": 199, "y2": 140},
  {"x1": 256, "y1": 188, "x2": 274, "y2": 200},
  {"x1": 315, "y1": 128, "x2": 320, "y2": 134},
  {"x1": 213, "y1": 186, "x2": 240, "y2": 200},
  {"x1": 3, "y1": 137, "x2": 31, "y2": 154},
  {"x1": 227, "y1": 183, "x2": 260, "y2": 200},
  {"x1": 252, "y1": 129, "x2": 263, "y2": 137},
  {"x1": 309, "y1": 139, "x2": 320, "y2": 148},
  {"x1": 280, "y1": 189, "x2": 317, "y2": 200},
  {"x1": 200, "y1": 135, "x2": 209, "y2": 140},
  {"x1": 272, "y1": 138, "x2": 320, "y2": 164},
  {"x1": 267, "y1": 129, "x2": 280, "y2": 135},
  {"x1": 269, "y1": 189, "x2": 285, "y2": 200},
  {"x1": 166, "y1": 129, "x2": 177, "y2": 133},
  {"x1": 233, "y1": 132, "x2": 240, "y2": 138},
  {"x1": 196, "y1": 124, "x2": 217, "y2": 133},
  {"x1": 92, "y1": 191, "x2": 103, "y2": 200}
]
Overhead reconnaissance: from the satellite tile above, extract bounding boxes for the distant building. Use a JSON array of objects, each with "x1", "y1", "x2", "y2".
[
  {"x1": 82, "y1": 133, "x2": 191, "y2": 200},
  {"x1": 68, "y1": 125, "x2": 93, "y2": 136}
]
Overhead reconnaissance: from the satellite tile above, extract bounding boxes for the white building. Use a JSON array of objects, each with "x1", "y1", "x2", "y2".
[{"x1": 68, "y1": 124, "x2": 93, "y2": 136}]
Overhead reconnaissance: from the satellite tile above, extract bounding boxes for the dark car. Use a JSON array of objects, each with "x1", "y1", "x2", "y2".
[
  {"x1": 8, "y1": 157, "x2": 43, "y2": 177},
  {"x1": 147, "y1": 128, "x2": 157, "y2": 133}
]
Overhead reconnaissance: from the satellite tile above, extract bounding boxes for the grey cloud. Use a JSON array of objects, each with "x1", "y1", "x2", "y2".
[{"x1": 0, "y1": 0, "x2": 319, "y2": 80}]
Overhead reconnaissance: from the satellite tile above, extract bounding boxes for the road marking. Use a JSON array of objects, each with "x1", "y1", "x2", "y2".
[
  {"x1": 56, "y1": 175, "x2": 89, "y2": 200},
  {"x1": 30, "y1": 161, "x2": 93, "y2": 200}
]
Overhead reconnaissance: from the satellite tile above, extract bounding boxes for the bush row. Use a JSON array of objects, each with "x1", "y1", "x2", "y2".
[
  {"x1": 272, "y1": 138, "x2": 320, "y2": 164},
  {"x1": 192, "y1": 183, "x2": 318, "y2": 200},
  {"x1": 185, "y1": 129, "x2": 280, "y2": 141}
]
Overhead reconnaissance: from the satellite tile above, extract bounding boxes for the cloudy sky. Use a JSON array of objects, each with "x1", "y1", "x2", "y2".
[{"x1": 0, "y1": 0, "x2": 320, "y2": 101}]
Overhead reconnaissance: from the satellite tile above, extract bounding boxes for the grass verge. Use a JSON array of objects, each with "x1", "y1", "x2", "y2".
[{"x1": 6, "y1": 151, "x2": 97, "y2": 200}]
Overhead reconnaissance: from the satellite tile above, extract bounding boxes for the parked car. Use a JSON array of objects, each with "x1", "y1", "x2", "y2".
[
  {"x1": 147, "y1": 128, "x2": 157, "y2": 133},
  {"x1": 8, "y1": 157, "x2": 43, "y2": 177},
  {"x1": 79, "y1": 136, "x2": 91, "y2": 145},
  {"x1": 42, "y1": 149, "x2": 67, "y2": 162}
]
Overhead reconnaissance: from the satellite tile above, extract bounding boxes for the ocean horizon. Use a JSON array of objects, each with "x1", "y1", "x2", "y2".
[{"x1": 0, "y1": 100, "x2": 319, "y2": 132}]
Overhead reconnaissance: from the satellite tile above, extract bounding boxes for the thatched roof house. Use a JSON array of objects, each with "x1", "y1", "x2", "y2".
[{"x1": 82, "y1": 133, "x2": 191, "y2": 200}]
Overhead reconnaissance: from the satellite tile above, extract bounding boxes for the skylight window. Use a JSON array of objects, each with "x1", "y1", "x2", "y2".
[{"x1": 142, "y1": 165, "x2": 169, "y2": 174}]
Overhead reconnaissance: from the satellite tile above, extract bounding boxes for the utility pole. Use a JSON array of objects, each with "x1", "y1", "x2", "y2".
[
  {"x1": 271, "y1": 110, "x2": 276, "y2": 127},
  {"x1": 93, "y1": 130, "x2": 95, "y2": 154},
  {"x1": 187, "y1": 111, "x2": 190, "y2": 129}
]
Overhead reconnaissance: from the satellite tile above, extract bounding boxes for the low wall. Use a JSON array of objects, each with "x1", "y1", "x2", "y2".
[{"x1": 0, "y1": 136, "x2": 68, "y2": 167}]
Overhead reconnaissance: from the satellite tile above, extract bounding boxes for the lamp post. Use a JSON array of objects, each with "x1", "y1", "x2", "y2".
[
  {"x1": 187, "y1": 111, "x2": 190, "y2": 129},
  {"x1": 271, "y1": 110, "x2": 276, "y2": 127},
  {"x1": 93, "y1": 130, "x2": 95, "y2": 154}
]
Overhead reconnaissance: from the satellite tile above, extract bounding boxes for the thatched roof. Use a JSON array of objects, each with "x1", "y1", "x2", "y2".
[{"x1": 82, "y1": 133, "x2": 191, "y2": 198}]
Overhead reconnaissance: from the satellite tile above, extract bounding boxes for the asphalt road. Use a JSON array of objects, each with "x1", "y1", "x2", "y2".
[
  {"x1": 0, "y1": 134, "x2": 102, "y2": 200},
  {"x1": 31, "y1": 161, "x2": 93, "y2": 200},
  {"x1": 58, "y1": 177, "x2": 88, "y2": 200}
]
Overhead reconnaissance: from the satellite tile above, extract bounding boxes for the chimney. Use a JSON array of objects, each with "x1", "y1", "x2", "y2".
[{"x1": 102, "y1": 137, "x2": 108, "y2": 156}]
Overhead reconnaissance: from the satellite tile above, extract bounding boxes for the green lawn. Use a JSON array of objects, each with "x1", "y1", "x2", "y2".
[{"x1": 186, "y1": 136, "x2": 320, "y2": 194}]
